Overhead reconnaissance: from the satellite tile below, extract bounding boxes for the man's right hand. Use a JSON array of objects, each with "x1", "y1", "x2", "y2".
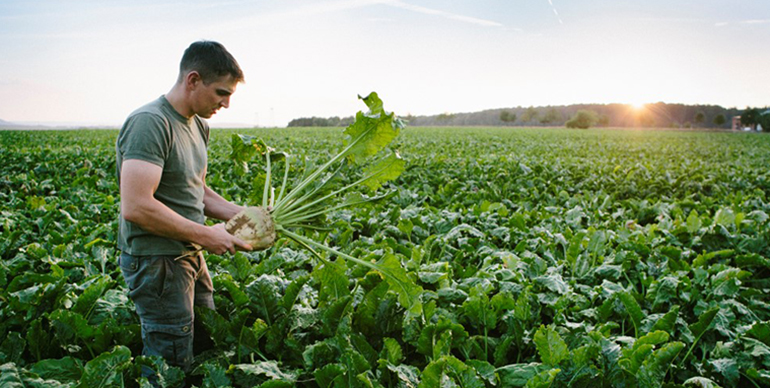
[{"x1": 198, "y1": 223, "x2": 253, "y2": 255}]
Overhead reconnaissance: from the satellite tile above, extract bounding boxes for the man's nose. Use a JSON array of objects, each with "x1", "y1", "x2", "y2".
[{"x1": 220, "y1": 96, "x2": 230, "y2": 109}]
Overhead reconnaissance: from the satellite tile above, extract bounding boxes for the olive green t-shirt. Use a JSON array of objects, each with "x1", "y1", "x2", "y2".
[{"x1": 116, "y1": 96, "x2": 210, "y2": 255}]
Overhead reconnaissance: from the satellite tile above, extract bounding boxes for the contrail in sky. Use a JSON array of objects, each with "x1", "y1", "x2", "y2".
[
  {"x1": 384, "y1": 0, "x2": 503, "y2": 27},
  {"x1": 221, "y1": 0, "x2": 503, "y2": 31},
  {"x1": 547, "y1": 0, "x2": 564, "y2": 24}
]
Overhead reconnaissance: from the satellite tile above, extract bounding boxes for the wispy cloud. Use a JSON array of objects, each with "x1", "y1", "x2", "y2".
[
  {"x1": 635, "y1": 18, "x2": 708, "y2": 23},
  {"x1": 742, "y1": 19, "x2": 770, "y2": 24},
  {"x1": 0, "y1": 30, "x2": 98, "y2": 40},
  {"x1": 547, "y1": 0, "x2": 563, "y2": 24},
  {"x1": 366, "y1": 17, "x2": 396, "y2": 23},
  {"x1": 715, "y1": 19, "x2": 770, "y2": 27},
  {"x1": 218, "y1": 0, "x2": 381, "y2": 32}
]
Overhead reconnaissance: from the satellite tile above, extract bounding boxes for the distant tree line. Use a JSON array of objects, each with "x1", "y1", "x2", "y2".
[
  {"x1": 287, "y1": 104, "x2": 769, "y2": 130},
  {"x1": 406, "y1": 103, "x2": 752, "y2": 129},
  {"x1": 287, "y1": 116, "x2": 354, "y2": 127}
]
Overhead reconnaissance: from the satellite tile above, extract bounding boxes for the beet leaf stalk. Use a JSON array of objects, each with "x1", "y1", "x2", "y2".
[{"x1": 228, "y1": 92, "x2": 422, "y2": 314}]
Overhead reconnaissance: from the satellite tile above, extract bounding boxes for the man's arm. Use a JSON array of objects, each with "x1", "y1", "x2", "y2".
[
  {"x1": 203, "y1": 184, "x2": 244, "y2": 221},
  {"x1": 120, "y1": 159, "x2": 252, "y2": 254}
]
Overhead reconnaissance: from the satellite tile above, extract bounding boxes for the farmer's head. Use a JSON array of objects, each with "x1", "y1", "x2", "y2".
[
  {"x1": 177, "y1": 41, "x2": 244, "y2": 118},
  {"x1": 178, "y1": 40, "x2": 244, "y2": 85}
]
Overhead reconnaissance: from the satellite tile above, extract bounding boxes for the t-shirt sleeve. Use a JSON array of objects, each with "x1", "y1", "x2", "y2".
[
  {"x1": 117, "y1": 113, "x2": 171, "y2": 167},
  {"x1": 195, "y1": 116, "x2": 210, "y2": 146}
]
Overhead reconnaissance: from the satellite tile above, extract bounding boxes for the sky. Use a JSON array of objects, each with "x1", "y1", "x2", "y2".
[{"x1": 1, "y1": 0, "x2": 769, "y2": 127}]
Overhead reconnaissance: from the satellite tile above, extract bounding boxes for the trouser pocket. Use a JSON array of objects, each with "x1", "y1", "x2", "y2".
[
  {"x1": 141, "y1": 321, "x2": 194, "y2": 372},
  {"x1": 120, "y1": 253, "x2": 172, "y2": 318}
]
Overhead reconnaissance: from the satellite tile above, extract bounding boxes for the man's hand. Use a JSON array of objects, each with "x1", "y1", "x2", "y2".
[{"x1": 198, "y1": 223, "x2": 253, "y2": 255}]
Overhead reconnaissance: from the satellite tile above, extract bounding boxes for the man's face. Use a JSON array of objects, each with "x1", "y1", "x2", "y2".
[{"x1": 191, "y1": 74, "x2": 238, "y2": 119}]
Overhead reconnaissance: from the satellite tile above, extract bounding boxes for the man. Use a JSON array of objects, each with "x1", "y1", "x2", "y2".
[{"x1": 115, "y1": 41, "x2": 255, "y2": 382}]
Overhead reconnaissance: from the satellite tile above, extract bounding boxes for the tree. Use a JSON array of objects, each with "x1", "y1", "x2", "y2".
[
  {"x1": 759, "y1": 112, "x2": 770, "y2": 132},
  {"x1": 565, "y1": 110, "x2": 598, "y2": 129},
  {"x1": 741, "y1": 108, "x2": 761, "y2": 131},
  {"x1": 639, "y1": 113, "x2": 656, "y2": 127},
  {"x1": 598, "y1": 114, "x2": 610, "y2": 126},
  {"x1": 520, "y1": 107, "x2": 539, "y2": 123},
  {"x1": 500, "y1": 111, "x2": 517, "y2": 123},
  {"x1": 694, "y1": 112, "x2": 705, "y2": 126},
  {"x1": 713, "y1": 114, "x2": 726, "y2": 126},
  {"x1": 540, "y1": 108, "x2": 561, "y2": 125},
  {"x1": 436, "y1": 113, "x2": 455, "y2": 123}
]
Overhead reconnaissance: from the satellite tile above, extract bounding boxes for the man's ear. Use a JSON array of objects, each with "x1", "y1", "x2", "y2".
[{"x1": 185, "y1": 71, "x2": 202, "y2": 90}]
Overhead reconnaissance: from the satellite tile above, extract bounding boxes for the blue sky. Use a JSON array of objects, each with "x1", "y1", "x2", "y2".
[{"x1": 1, "y1": 0, "x2": 768, "y2": 127}]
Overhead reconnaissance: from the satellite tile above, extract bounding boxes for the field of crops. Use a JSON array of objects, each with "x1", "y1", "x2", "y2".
[{"x1": 2, "y1": 126, "x2": 770, "y2": 387}]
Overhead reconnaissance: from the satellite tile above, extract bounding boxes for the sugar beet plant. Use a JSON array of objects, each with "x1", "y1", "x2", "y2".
[{"x1": 226, "y1": 92, "x2": 422, "y2": 314}]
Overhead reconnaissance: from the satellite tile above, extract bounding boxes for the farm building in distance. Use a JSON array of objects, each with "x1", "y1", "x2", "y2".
[
  {"x1": 732, "y1": 116, "x2": 742, "y2": 131},
  {"x1": 732, "y1": 110, "x2": 770, "y2": 131}
]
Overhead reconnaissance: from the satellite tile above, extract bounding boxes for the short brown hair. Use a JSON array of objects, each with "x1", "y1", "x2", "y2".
[{"x1": 178, "y1": 41, "x2": 244, "y2": 84}]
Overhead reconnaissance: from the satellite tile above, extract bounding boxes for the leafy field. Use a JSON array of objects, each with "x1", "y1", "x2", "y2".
[{"x1": 2, "y1": 126, "x2": 770, "y2": 387}]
